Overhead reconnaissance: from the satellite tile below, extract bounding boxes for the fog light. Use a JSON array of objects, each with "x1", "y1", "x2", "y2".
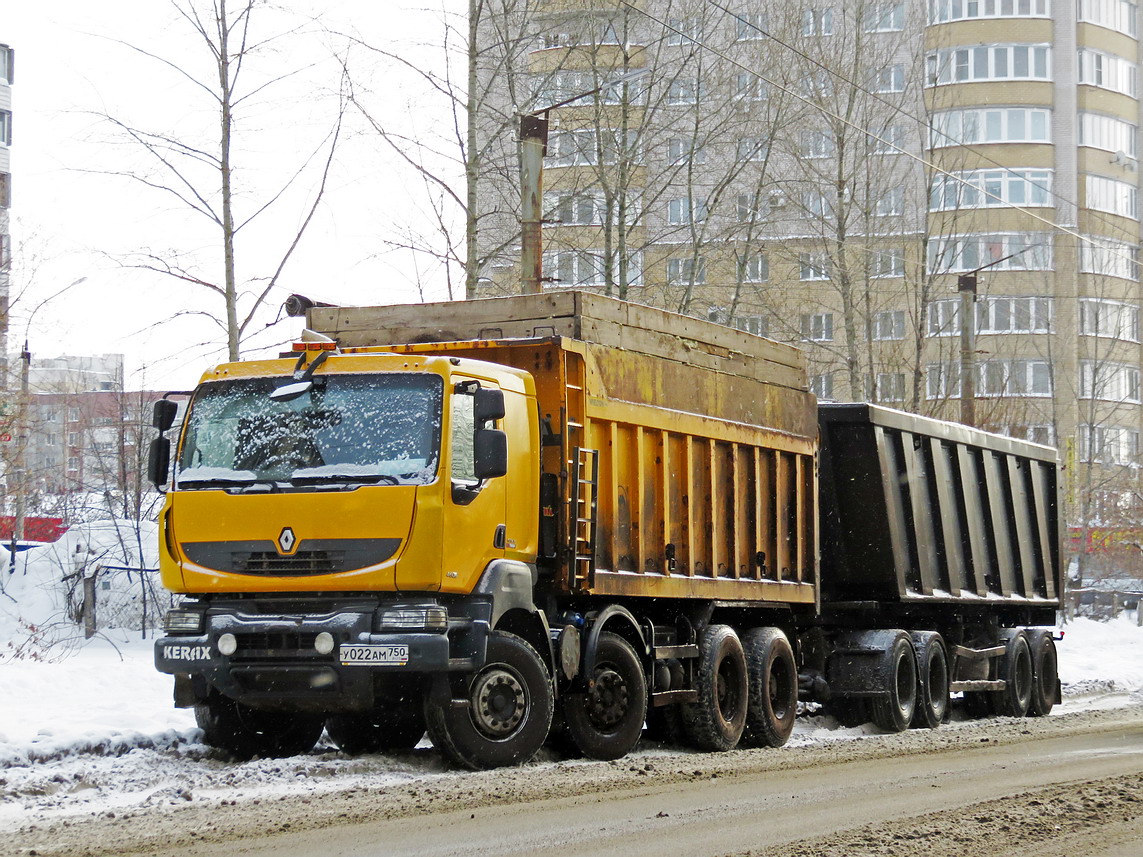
[
  {"x1": 218, "y1": 633, "x2": 237, "y2": 656},
  {"x1": 314, "y1": 632, "x2": 335, "y2": 655}
]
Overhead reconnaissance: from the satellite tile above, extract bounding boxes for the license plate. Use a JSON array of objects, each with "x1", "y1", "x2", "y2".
[{"x1": 339, "y1": 644, "x2": 409, "y2": 666}]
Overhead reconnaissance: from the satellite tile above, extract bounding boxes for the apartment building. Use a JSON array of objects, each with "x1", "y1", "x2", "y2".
[
  {"x1": 1, "y1": 41, "x2": 12, "y2": 383},
  {"x1": 474, "y1": 0, "x2": 1143, "y2": 578}
]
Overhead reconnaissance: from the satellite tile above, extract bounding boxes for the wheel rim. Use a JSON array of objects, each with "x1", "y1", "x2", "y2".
[
  {"x1": 896, "y1": 650, "x2": 916, "y2": 715},
  {"x1": 471, "y1": 665, "x2": 528, "y2": 738},
  {"x1": 1038, "y1": 643, "x2": 1057, "y2": 701},
  {"x1": 585, "y1": 665, "x2": 629, "y2": 730},
  {"x1": 716, "y1": 655, "x2": 742, "y2": 724},
  {"x1": 1014, "y1": 645, "x2": 1033, "y2": 705},
  {"x1": 769, "y1": 659, "x2": 794, "y2": 719},
  {"x1": 928, "y1": 648, "x2": 949, "y2": 718}
]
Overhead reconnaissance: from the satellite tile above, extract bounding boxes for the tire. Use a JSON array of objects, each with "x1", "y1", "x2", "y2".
[
  {"x1": 681, "y1": 625, "x2": 748, "y2": 752},
  {"x1": 424, "y1": 631, "x2": 553, "y2": 770},
  {"x1": 869, "y1": 632, "x2": 917, "y2": 733},
  {"x1": 563, "y1": 632, "x2": 647, "y2": 761},
  {"x1": 910, "y1": 632, "x2": 949, "y2": 730},
  {"x1": 993, "y1": 631, "x2": 1033, "y2": 717},
  {"x1": 827, "y1": 697, "x2": 870, "y2": 728},
  {"x1": 1027, "y1": 629, "x2": 1058, "y2": 717},
  {"x1": 195, "y1": 695, "x2": 324, "y2": 760},
  {"x1": 740, "y1": 627, "x2": 797, "y2": 748},
  {"x1": 326, "y1": 704, "x2": 426, "y2": 755}
]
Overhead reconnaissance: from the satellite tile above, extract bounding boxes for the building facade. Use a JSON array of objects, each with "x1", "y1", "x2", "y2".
[
  {"x1": 1, "y1": 40, "x2": 12, "y2": 382},
  {"x1": 475, "y1": 0, "x2": 1143, "y2": 581}
]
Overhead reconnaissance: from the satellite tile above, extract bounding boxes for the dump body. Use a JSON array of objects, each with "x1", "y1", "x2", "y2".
[
  {"x1": 818, "y1": 403, "x2": 1062, "y2": 621},
  {"x1": 312, "y1": 291, "x2": 819, "y2": 606}
]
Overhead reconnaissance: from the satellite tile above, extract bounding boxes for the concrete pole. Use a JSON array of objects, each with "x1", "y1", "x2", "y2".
[
  {"x1": 519, "y1": 113, "x2": 548, "y2": 295},
  {"x1": 7, "y1": 341, "x2": 29, "y2": 573},
  {"x1": 958, "y1": 274, "x2": 977, "y2": 427}
]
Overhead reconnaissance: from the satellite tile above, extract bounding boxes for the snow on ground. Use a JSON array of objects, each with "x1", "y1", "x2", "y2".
[{"x1": 2, "y1": 533, "x2": 1143, "y2": 828}]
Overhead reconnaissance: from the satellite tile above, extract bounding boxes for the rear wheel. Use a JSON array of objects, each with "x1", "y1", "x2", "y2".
[
  {"x1": 326, "y1": 704, "x2": 426, "y2": 755},
  {"x1": 740, "y1": 628, "x2": 798, "y2": 748},
  {"x1": 681, "y1": 625, "x2": 748, "y2": 752},
  {"x1": 1027, "y1": 630, "x2": 1058, "y2": 717},
  {"x1": 195, "y1": 695, "x2": 324, "y2": 760},
  {"x1": 424, "y1": 631, "x2": 553, "y2": 770},
  {"x1": 563, "y1": 632, "x2": 647, "y2": 761},
  {"x1": 993, "y1": 631, "x2": 1033, "y2": 717},
  {"x1": 869, "y1": 632, "x2": 917, "y2": 733},
  {"x1": 910, "y1": 632, "x2": 949, "y2": 729}
]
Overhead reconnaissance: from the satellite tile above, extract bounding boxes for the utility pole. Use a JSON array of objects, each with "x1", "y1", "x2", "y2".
[
  {"x1": 958, "y1": 274, "x2": 977, "y2": 427},
  {"x1": 8, "y1": 340, "x2": 29, "y2": 572}
]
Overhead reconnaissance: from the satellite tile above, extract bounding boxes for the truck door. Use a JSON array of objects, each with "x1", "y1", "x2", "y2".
[{"x1": 440, "y1": 379, "x2": 507, "y2": 593}]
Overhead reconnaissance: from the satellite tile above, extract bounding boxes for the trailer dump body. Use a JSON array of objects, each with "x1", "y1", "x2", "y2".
[
  {"x1": 311, "y1": 291, "x2": 819, "y2": 605},
  {"x1": 818, "y1": 403, "x2": 1061, "y2": 623}
]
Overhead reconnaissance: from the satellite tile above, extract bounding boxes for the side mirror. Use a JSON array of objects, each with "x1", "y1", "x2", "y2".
[
  {"x1": 474, "y1": 387, "x2": 505, "y2": 425},
  {"x1": 474, "y1": 429, "x2": 507, "y2": 480},
  {"x1": 153, "y1": 399, "x2": 179, "y2": 433},
  {"x1": 148, "y1": 437, "x2": 171, "y2": 488}
]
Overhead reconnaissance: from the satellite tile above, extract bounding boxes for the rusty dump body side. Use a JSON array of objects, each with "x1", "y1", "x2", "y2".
[
  {"x1": 818, "y1": 403, "x2": 1062, "y2": 620},
  {"x1": 310, "y1": 291, "x2": 819, "y2": 607}
]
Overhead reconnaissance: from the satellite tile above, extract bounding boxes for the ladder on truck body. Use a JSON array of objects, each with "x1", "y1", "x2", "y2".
[{"x1": 564, "y1": 352, "x2": 598, "y2": 589}]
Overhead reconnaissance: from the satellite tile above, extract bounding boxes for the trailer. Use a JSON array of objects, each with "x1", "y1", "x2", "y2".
[{"x1": 149, "y1": 291, "x2": 1061, "y2": 767}]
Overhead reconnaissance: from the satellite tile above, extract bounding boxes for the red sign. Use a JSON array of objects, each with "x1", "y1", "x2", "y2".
[{"x1": 0, "y1": 516, "x2": 69, "y2": 542}]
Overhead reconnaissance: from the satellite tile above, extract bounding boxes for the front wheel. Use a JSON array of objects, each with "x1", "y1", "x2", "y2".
[
  {"x1": 424, "y1": 631, "x2": 553, "y2": 770},
  {"x1": 563, "y1": 632, "x2": 647, "y2": 761},
  {"x1": 195, "y1": 695, "x2": 324, "y2": 760}
]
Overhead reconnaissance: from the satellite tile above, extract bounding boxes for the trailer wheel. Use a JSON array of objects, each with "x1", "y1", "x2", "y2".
[
  {"x1": 326, "y1": 704, "x2": 426, "y2": 755},
  {"x1": 869, "y1": 632, "x2": 917, "y2": 733},
  {"x1": 195, "y1": 695, "x2": 324, "y2": 760},
  {"x1": 910, "y1": 632, "x2": 949, "y2": 729},
  {"x1": 740, "y1": 628, "x2": 797, "y2": 748},
  {"x1": 993, "y1": 631, "x2": 1033, "y2": 717},
  {"x1": 681, "y1": 625, "x2": 748, "y2": 751},
  {"x1": 562, "y1": 632, "x2": 647, "y2": 760},
  {"x1": 1027, "y1": 630, "x2": 1058, "y2": 717},
  {"x1": 424, "y1": 631, "x2": 553, "y2": 770}
]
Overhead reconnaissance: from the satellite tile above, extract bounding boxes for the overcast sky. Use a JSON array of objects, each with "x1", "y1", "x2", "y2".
[{"x1": 3, "y1": 1, "x2": 467, "y2": 391}]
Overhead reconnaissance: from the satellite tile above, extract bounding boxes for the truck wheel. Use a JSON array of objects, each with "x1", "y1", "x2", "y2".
[
  {"x1": 910, "y1": 632, "x2": 949, "y2": 729},
  {"x1": 424, "y1": 631, "x2": 553, "y2": 770},
  {"x1": 1027, "y1": 629, "x2": 1058, "y2": 717},
  {"x1": 993, "y1": 631, "x2": 1033, "y2": 717},
  {"x1": 195, "y1": 695, "x2": 324, "y2": 759},
  {"x1": 326, "y1": 705, "x2": 426, "y2": 755},
  {"x1": 681, "y1": 625, "x2": 748, "y2": 752},
  {"x1": 740, "y1": 627, "x2": 797, "y2": 748},
  {"x1": 563, "y1": 632, "x2": 647, "y2": 760},
  {"x1": 869, "y1": 632, "x2": 917, "y2": 733}
]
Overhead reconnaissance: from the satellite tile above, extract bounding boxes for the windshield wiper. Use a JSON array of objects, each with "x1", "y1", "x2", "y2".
[
  {"x1": 289, "y1": 473, "x2": 402, "y2": 486},
  {"x1": 176, "y1": 478, "x2": 278, "y2": 493}
]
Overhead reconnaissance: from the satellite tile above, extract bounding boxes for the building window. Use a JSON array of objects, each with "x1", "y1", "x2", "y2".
[
  {"x1": 734, "y1": 73, "x2": 768, "y2": 102},
  {"x1": 930, "y1": 0, "x2": 1049, "y2": 22},
  {"x1": 708, "y1": 306, "x2": 768, "y2": 336},
  {"x1": 871, "y1": 249, "x2": 905, "y2": 278},
  {"x1": 735, "y1": 13, "x2": 769, "y2": 40},
  {"x1": 868, "y1": 124, "x2": 909, "y2": 154},
  {"x1": 667, "y1": 197, "x2": 708, "y2": 224},
  {"x1": 979, "y1": 360, "x2": 1052, "y2": 397},
  {"x1": 802, "y1": 8, "x2": 835, "y2": 35},
  {"x1": 928, "y1": 233, "x2": 1052, "y2": 273},
  {"x1": 801, "y1": 312, "x2": 834, "y2": 341},
  {"x1": 736, "y1": 192, "x2": 767, "y2": 221},
  {"x1": 739, "y1": 253, "x2": 769, "y2": 282},
  {"x1": 668, "y1": 78, "x2": 705, "y2": 105},
  {"x1": 930, "y1": 107, "x2": 1051, "y2": 147},
  {"x1": 876, "y1": 64, "x2": 906, "y2": 93},
  {"x1": 666, "y1": 18, "x2": 703, "y2": 45},
  {"x1": 1078, "y1": 113, "x2": 1138, "y2": 158},
  {"x1": 67, "y1": 456, "x2": 81, "y2": 472},
  {"x1": 1079, "y1": 360, "x2": 1142, "y2": 402},
  {"x1": 667, "y1": 138, "x2": 706, "y2": 165},
  {"x1": 978, "y1": 296, "x2": 1053, "y2": 333},
  {"x1": 544, "y1": 191, "x2": 606, "y2": 226},
  {"x1": 926, "y1": 362, "x2": 962, "y2": 399},
  {"x1": 802, "y1": 190, "x2": 831, "y2": 218},
  {"x1": 1078, "y1": 0, "x2": 1138, "y2": 35},
  {"x1": 0, "y1": 45, "x2": 12, "y2": 85},
  {"x1": 810, "y1": 373, "x2": 835, "y2": 401},
  {"x1": 0, "y1": 110, "x2": 11, "y2": 147},
  {"x1": 545, "y1": 250, "x2": 641, "y2": 287},
  {"x1": 68, "y1": 408, "x2": 81, "y2": 422},
  {"x1": 533, "y1": 71, "x2": 646, "y2": 109},
  {"x1": 1086, "y1": 175, "x2": 1138, "y2": 218},
  {"x1": 865, "y1": 2, "x2": 905, "y2": 30},
  {"x1": 873, "y1": 309, "x2": 905, "y2": 340},
  {"x1": 547, "y1": 128, "x2": 639, "y2": 167},
  {"x1": 926, "y1": 45, "x2": 1050, "y2": 85},
  {"x1": 667, "y1": 257, "x2": 706, "y2": 284},
  {"x1": 875, "y1": 187, "x2": 905, "y2": 216},
  {"x1": 1078, "y1": 49, "x2": 1138, "y2": 96},
  {"x1": 930, "y1": 169, "x2": 1052, "y2": 211},
  {"x1": 800, "y1": 253, "x2": 830, "y2": 281},
  {"x1": 1079, "y1": 299, "x2": 1140, "y2": 341},
  {"x1": 876, "y1": 372, "x2": 906, "y2": 402},
  {"x1": 1080, "y1": 235, "x2": 1138, "y2": 280},
  {"x1": 736, "y1": 137, "x2": 769, "y2": 161},
  {"x1": 800, "y1": 129, "x2": 835, "y2": 158},
  {"x1": 1077, "y1": 424, "x2": 1141, "y2": 466}
]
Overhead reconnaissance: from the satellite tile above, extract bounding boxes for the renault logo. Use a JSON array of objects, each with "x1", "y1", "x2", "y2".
[{"x1": 278, "y1": 527, "x2": 297, "y2": 554}]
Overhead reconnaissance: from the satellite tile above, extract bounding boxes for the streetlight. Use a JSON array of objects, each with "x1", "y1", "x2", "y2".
[{"x1": 519, "y1": 68, "x2": 650, "y2": 295}]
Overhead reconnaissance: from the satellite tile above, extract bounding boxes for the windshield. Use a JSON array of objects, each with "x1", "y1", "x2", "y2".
[{"x1": 176, "y1": 373, "x2": 443, "y2": 487}]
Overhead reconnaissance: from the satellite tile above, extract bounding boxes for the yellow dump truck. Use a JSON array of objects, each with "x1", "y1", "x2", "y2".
[{"x1": 151, "y1": 292, "x2": 1061, "y2": 767}]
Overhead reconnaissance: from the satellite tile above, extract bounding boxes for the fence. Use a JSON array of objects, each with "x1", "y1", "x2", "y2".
[
  {"x1": 75, "y1": 565, "x2": 178, "y2": 638},
  {"x1": 1063, "y1": 587, "x2": 1143, "y2": 625}
]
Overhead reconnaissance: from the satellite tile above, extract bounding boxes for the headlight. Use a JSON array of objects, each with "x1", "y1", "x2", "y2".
[
  {"x1": 163, "y1": 608, "x2": 205, "y2": 634},
  {"x1": 378, "y1": 605, "x2": 448, "y2": 633}
]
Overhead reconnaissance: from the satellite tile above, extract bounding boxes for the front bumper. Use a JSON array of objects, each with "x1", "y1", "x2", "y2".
[{"x1": 155, "y1": 599, "x2": 489, "y2": 709}]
